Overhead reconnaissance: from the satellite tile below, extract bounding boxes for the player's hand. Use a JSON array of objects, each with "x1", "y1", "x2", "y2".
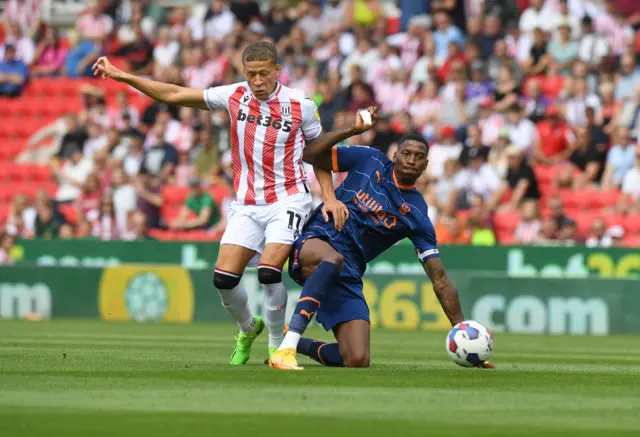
[
  {"x1": 92, "y1": 56, "x2": 126, "y2": 81},
  {"x1": 353, "y1": 106, "x2": 379, "y2": 134},
  {"x1": 322, "y1": 198, "x2": 350, "y2": 232}
]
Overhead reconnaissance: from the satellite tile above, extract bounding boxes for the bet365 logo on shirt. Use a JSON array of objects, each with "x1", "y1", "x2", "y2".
[{"x1": 237, "y1": 108, "x2": 293, "y2": 132}]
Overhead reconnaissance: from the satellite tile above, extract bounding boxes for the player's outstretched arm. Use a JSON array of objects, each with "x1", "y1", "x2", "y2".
[
  {"x1": 422, "y1": 257, "x2": 464, "y2": 326},
  {"x1": 92, "y1": 57, "x2": 208, "y2": 110},
  {"x1": 303, "y1": 106, "x2": 378, "y2": 169},
  {"x1": 423, "y1": 257, "x2": 495, "y2": 369}
]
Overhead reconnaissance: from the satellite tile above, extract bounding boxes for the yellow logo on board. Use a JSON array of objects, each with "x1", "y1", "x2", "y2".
[{"x1": 99, "y1": 265, "x2": 194, "y2": 323}]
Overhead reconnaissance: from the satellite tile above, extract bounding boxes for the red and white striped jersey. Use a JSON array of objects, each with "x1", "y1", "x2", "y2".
[{"x1": 203, "y1": 81, "x2": 322, "y2": 205}]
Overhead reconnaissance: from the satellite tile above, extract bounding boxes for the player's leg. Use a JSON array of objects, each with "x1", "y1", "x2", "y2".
[
  {"x1": 333, "y1": 319, "x2": 370, "y2": 368},
  {"x1": 259, "y1": 193, "x2": 312, "y2": 359},
  {"x1": 258, "y1": 243, "x2": 290, "y2": 356},
  {"x1": 270, "y1": 238, "x2": 343, "y2": 370},
  {"x1": 296, "y1": 338, "x2": 344, "y2": 367},
  {"x1": 214, "y1": 206, "x2": 266, "y2": 365},
  {"x1": 296, "y1": 296, "x2": 370, "y2": 368}
]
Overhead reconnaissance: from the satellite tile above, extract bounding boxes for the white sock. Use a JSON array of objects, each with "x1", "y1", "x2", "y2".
[
  {"x1": 278, "y1": 331, "x2": 301, "y2": 351},
  {"x1": 262, "y1": 282, "x2": 288, "y2": 348},
  {"x1": 216, "y1": 280, "x2": 255, "y2": 334}
]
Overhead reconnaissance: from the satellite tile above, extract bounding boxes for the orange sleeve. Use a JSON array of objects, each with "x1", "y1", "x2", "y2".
[{"x1": 331, "y1": 146, "x2": 339, "y2": 172}]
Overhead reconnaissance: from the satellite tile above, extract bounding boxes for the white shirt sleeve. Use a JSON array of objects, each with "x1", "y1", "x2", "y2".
[
  {"x1": 300, "y1": 98, "x2": 323, "y2": 141},
  {"x1": 203, "y1": 83, "x2": 241, "y2": 111}
]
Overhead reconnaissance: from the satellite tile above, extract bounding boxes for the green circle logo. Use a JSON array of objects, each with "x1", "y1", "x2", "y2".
[{"x1": 125, "y1": 272, "x2": 168, "y2": 322}]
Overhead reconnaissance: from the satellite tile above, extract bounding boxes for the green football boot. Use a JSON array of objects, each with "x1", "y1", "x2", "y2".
[{"x1": 230, "y1": 316, "x2": 265, "y2": 365}]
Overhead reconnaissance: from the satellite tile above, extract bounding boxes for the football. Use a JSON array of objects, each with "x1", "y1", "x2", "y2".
[{"x1": 446, "y1": 320, "x2": 494, "y2": 367}]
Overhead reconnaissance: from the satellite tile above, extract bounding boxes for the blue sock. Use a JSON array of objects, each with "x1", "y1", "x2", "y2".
[
  {"x1": 288, "y1": 261, "x2": 340, "y2": 335},
  {"x1": 298, "y1": 338, "x2": 344, "y2": 367}
]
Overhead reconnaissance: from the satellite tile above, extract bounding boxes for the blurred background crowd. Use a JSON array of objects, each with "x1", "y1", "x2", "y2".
[{"x1": 1, "y1": 0, "x2": 640, "y2": 264}]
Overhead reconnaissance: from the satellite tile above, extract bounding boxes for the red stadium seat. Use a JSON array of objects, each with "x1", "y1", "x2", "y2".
[
  {"x1": 623, "y1": 214, "x2": 640, "y2": 234},
  {"x1": 494, "y1": 211, "x2": 521, "y2": 233},
  {"x1": 602, "y1": 213, "x2": 625, "y2": 228},
  {"x1": 622, "y1": 234, "x2": 640, "y2": 248},
  {"x1": 0, "y1": 186, "x2": 13, "y2": 202},
  {"x1": 209, "y1": 184, "x2": 232, "y2": 205},
  {"x1": 575, "y1": 211, "x2": 601, "y2": 235},
  {"x1": 162, "y1": 186, "x2": 188, "y2": 205},
  {"x1": 594, "y1": 189, "x2": 622, "y2": 209},
  {"x1": 0, "y1": 202, "x2": 10, "y2": 221},
  {"x1": 496, "y1": 230, "x2": 516, "y2": 245},
  {"x1": 58, "y1": 203, "x2": 78, "y2": 224}
]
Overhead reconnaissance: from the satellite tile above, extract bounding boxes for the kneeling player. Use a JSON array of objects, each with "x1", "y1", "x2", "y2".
[{"x1": 269, "y1": 111, "x2": 493, "y2": 370}]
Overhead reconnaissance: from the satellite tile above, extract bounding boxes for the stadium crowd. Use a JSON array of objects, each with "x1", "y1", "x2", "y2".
[{"x1": 1, "y1": 0, "x2": 640, "y2": 265}]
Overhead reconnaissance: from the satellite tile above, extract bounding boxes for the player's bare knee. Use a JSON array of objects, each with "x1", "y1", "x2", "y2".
[{"x1": 344, "y1": 351, "x2": 369, "y2": 368}]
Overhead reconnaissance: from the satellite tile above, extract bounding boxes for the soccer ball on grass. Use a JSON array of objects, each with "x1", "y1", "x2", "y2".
[{"x1": 446, "y1": 320, "x2": 493, "y2": 367}]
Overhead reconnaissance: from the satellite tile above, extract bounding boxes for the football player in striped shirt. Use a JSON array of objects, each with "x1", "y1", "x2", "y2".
[{"x1": 93, "y1": 41, "x2": 349, "y2": 364}]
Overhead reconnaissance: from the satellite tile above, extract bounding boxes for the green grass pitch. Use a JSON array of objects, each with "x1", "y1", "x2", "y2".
[{"x1": 1, "y1": 320, "x2": 640, "y2": 437}]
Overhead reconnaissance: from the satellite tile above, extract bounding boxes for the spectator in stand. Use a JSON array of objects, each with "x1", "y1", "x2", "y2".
[
  {"x1": 435, "y1": 216, "x2": 471, "y2": 245},
  {"x1": 425, "y1": 159, "x2": 460, "y2": 218},
  {"x1": 76, "y1": 218, "x2": 93, "y2": 239},
  {"x1": 92, "y1": 193, "x2": 119, "y2": 241},
  {"x1": 452, "y1": 148, "x2": 501, "y2": 209},
  {"x1": 1, "y1": 0, "x2": 43, "y2": 40},
  {"x1": 523, "y1": 27, "x2": 551, "y2": 77},
  {"x1": 578, "y1": 15, "x2": 609, "y2": 72},
  {"x1": 112, "y1": 23, "x2": 154, "y2": 76},
  {"x1": 521, "y1": 78, "x2": 550, "y2": 123},
  {"x1": 204, "y1": 0, "x2": 236, "y2": 41},
  {"x1": 467, "y1": 195, "x2": 496, "y2": 246},
  {"x1": 52, "y1": 147, "x2": 94, "y2": 204},
  {"x1": 58, "y1": 223, "x2": 75, "y2": 239},
  {"x1": 489, "y1": 146, "x2": 540, "y2": 212},
  {"x1": 615, "y1": 54, "x2": 640, "y2": 102},
  {"x1": 64, "y1": 30, "x2": 102, "y2": 78},
  {"x1": 110, "y1": 168, "x2": 137, "y2": 234},
  {"x1": 535, "y1": 105, "x2": 573, "y2": 164},
  {"x1": 169, "y1": 176, "x2": 223, "y2": 232},
  {"x1": 621, "y1": 145, "x2": 640, "y2": 203},
  {"x1": 586, "y1": 217, "x2": 615, "y2": 248},
  {"x1": 559, "y1": 126, "x2": 606, "y2": 188},
  {"x1": 6, "y1": 194, "x2": 36, "y2": 238},
  {"x1": 230, "y1": 0, "x2": 261, "y2": 26},
  {"x1": 514, "y1": 199, "x2": 542, "y2": 244},
  {"x1": 75, "y1": 172, "x2": 102, "y2": 224},
  {"x1": 432, "y1": 11, "x2": 465, "y2": 65},
  {"x1": 547, "y1": 195, "x2": 575, "y2": 230},
  {"x1": 519, "y1": 0, "x2": 553, "y2": 36},
  {"x1": 459, "y1": 124, "x2": 490, "y2": 167},
  {"x1": 0, "y1": 21, "x2": 35, "y2": 64},
  {"x1": 493, "y1": 64, "x2": 520, "y2": 112},
  {"x1": 141, "y1": 123, "x2": 179, "y2": 183},
  {"x1": 506, "y1": 103, "x2": 538, "y2": 153},
  {"x1": 134, "y1": 169, "x2": 163, "y2": 229},
  {"x1": 34, "y1": 200, "x2": 66, "y2": 239},
  {"x1": 76, "y1": 0, "x2": 113, "y2": 42},
  {"x1": 427, "y1": 125, "x2": 463, "y2": 180},
  {"x1": 121, "y1": 211, "x2": 151, "y2": 241},
  {"x1": 602, "y1": 127, "x2": 636, "y2": 189},
  {"x1": 83, "y1": 122, "x2": 108, "y2": 159},
  {"x1": 0, "y1": 44, "x2": 28, "y2": 97},
  {"x1": 548, "y1": 21, "x2": 578, "y2": 76},
  {"x1": 153, "y1": 26, "x2": 180, "y2": 68},
  {"x1": 31, "y1": 27, "x2": 68, "y2": 77},
  {"x1": 535, "y1": 217, "x2": 559, "y2": 245},
  {"x1": 119, "y1": 131, "x2": 145, "y2": 178},
  {"x1": 0, "y1": 232, "x2": 16, "y2": 265}
]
